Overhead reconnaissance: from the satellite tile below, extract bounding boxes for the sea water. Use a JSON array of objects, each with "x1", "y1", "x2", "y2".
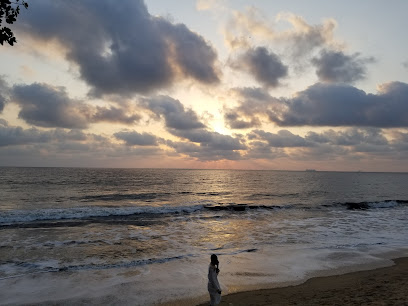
[{"x1": 0, "y1": 168, "x2": 407, "y2": 305}]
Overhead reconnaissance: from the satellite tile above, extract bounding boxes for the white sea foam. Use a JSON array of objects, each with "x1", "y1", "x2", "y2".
[
  {"x1": 368, "y1": 200, "x2": 399, "y2": 209},
  {"x1": 1, "y1": 245, "x2": 407, "y2": 305}
]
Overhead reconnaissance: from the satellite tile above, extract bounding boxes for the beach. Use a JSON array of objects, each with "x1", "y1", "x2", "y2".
[{"x1": 196, "y1": 257, "x2": 408, "y2": 306}]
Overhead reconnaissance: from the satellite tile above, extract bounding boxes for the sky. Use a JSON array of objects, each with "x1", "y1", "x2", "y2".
[{"x1": 0, "y1": 0, "x2": 408, "y2": 171}]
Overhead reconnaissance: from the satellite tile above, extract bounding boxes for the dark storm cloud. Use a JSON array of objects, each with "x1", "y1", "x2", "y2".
[
  {"x1": 268, "y1": 82, "x2": 408, "y2": 127},
  {"x1": 11, "y1": 83, "x2": 142, "y2": 128},
  {"x1": 18, "y1": 0, "x2": 220, "y2": 96},
  {"x1": 144, "y1": 96, "x2": 205, "y2": 130},
  {"x1": 114, "y1": 130, "x2": 159, "y2": 146},
  {"x1": 12, "y1": 83, "x2": 90, "y2": 129},
  {"x1": 312, "y1": 50, "x2": 375, "y2": 83},
  {"x1": 231, "y1": 47, "x2": 288, "y2": 87}
]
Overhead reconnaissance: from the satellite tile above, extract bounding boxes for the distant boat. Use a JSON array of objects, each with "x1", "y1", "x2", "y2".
[{"x1": 305, "y1": 169, "x2": 316, "y2": 172}]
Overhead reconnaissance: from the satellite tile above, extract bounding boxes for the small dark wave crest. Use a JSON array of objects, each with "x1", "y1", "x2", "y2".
[
  {"x1": 340, "y1": 200, "x2": 408, "y2": 210},
  {"x1": 202, "y1": 200, "x2": 408, "y2": 211}
]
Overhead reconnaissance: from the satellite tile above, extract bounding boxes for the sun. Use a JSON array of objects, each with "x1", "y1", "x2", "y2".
[{"x1": 211, "y1": 120, "x2": 232, "y2": 135}]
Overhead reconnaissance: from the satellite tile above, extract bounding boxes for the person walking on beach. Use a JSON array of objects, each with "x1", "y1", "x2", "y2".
[{"x1": 208, "y1": 254, "x2": 222, "y2": 305}]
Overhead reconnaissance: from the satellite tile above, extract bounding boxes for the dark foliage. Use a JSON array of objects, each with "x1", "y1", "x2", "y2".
[{"x1": 1, "y1": 0, "x2": 28, "y2": 46}]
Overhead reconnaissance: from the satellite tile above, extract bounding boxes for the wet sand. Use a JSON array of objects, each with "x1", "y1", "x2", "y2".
[{"x1": 197, "y1": 257, "x2": 408, "y2": 306}]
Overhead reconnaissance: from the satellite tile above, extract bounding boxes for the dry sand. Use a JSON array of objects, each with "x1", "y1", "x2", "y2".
[{"x1": 197, "y1": 257, "x2": 408, "y2": 306}]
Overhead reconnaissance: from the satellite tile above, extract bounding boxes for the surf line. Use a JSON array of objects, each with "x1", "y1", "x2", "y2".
[{"x1": 0, "y1": 268, "x2": 62, "y2": 280}]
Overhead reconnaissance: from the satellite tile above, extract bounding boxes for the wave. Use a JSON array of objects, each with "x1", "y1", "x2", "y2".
[
  {"x1": 0, "y1": 247, "x2": 261, "y2": 280},
  {"x1": 0, "y1": 204, "x2": 204, "y2": 227},
  {"x1": 71, "y1": 191, "x2": 230, "y2": 203},
  {"x1": 1, "y1": 200, "x2": 407, "y2": 227},
  {"x1": 341, "y1": 200, "x2": 408, "y2": 210},
  {"x1": 204, "y1": 200, "x2": 408, "y2": 211}
]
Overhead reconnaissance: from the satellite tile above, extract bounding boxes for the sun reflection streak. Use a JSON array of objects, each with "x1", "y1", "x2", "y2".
[{"x1": 195, "y1": 217, "x2": 256, "y2": 251}]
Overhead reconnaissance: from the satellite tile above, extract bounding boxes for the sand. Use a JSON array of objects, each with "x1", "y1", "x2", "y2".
[{"x1": 196, "y1": 257, "x2": 408, "y2": 306}]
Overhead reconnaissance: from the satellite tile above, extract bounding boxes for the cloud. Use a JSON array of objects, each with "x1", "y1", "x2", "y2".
[
  {"x1": 171, "y1": 128, "x2": 245, "y2": 150},
  {"x1": 159, "y1": 22, "x2": 220, "y2": 85},
  {"x1": 225, "y1": 81, "x2": 408, "y2": 130},
  {"x1": 305, "y1": 128, "x2": 388, "y2": 146},
  {"x1": 249, "y1": 129, "x2": 314, "y2": 147},
  {"x1": 11, "y1": 83, "x2": 142, "y2": 128},
  {"x1": 243, "y1": 127, "x2": 397, "y2": 162},
  {"x1": 0, "y1": 124, "x2": 92, "y2": 147},
  {"x1": 224, "y1": 9, "x2": 338, "y2": 57},
  {"x1": 146, "y1": 98, "x2": 248, "y2": 160},
  {"x1": 312, "y1": 49, "x2": 375, "y2": 83},
  {"x1": 92, "y1": 106, "x2": 141, "y2": 125},
  {"x1": 230, "y1": 47, "x2": 288, "y2": 87},
  {"x1": 114, "y1": 130, "x2": 159, "y2": 146},
  {"x1": 0, "y1": 77, "x2": 10, "y2": 113},
  {"x1": 143, "y1": 96, "x2": 206, "y2": 130},
  {"x1": 403, "y1": 61, "x2": 408, "y2": 69},
  {"x1": 166, "y1": 136, "x2": 244, "y2": 161},
  {"x1": 0, "y1": 96, "x2": 5, "y2": 113},
  {"x1": 268, "y1": 82, "x2": 408, "y2": 127},
  {"x1": 390, "y1": 131, "x2": 408, "y2": 152},
  {"x1": 0, "y1": 123, "x2": 167, "y2": 167},
  {"x1": 17, "y1": 0, "x2": 220, "y2": 96},
  {"x1": 243, "y1": 140, "x2": 287, "y2": 160},
  {"x1": 140, "y1": 95, "x2": 247, "y2": 160},
  {"x1": 223, "y1": 87, "x2": 278, "y2": 129},
  {"x1": 12, "y1": 83, "x2": 90, "y2": 129},
  {"x1": 224, "y1": 110, "x2": 260, "y2": 129}
]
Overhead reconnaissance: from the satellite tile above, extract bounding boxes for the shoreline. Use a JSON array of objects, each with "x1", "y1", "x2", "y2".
[{"x1": 194, "y1": 257, "x2": 408, "y2": 306}]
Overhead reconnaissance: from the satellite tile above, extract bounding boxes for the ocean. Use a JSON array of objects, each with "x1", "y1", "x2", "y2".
[{"x1": 1, "y1": 167, "x2": 408, "y2": 305}]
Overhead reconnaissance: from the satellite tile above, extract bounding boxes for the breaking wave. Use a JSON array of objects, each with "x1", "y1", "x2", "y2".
[{"x1": 1, "y1": 200, "x2": 407, "y2": 227}]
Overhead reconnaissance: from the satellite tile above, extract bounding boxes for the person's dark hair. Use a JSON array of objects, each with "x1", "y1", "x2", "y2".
[{"x1": 211, "y1": 254, "x2": 219, "y2": 266}]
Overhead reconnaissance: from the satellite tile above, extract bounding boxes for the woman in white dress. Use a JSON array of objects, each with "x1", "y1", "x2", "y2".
[{"x1": 208, "y1": 254, "x2": 222, "y2": 305}]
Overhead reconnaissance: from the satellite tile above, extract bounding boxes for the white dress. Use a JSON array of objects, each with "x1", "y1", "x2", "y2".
[{"x1": 207, "y1": 264, "x2": 221, "y2": 305}]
